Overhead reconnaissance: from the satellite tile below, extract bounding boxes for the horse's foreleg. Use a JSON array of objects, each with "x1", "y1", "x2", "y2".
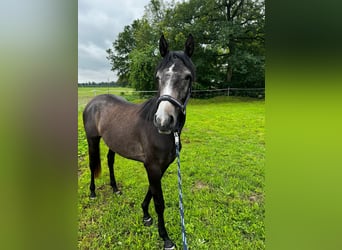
[
  {"x1": 142, "y1": 187, "x2": 153, "y2": 226},
  {"x1": 146, "y1": 165, "x2": 175, "y2": 250},
  {"x1": 89, "y1": 171, "x2": 96, "y2": 198},
  {"x1": 107, "y1": 149, "x2": 121, "y2": 194}
]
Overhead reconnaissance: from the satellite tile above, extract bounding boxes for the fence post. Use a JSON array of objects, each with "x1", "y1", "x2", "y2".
[{"x1": 227, "y1": 87, "x2": 230, "y2": 96}]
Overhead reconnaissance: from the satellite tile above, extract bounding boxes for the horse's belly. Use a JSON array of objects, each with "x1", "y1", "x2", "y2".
[
  {"x1": 102, "y1": 135, "x2": 145, "y2": 163},
  {"x1": 116, "y1": 143, "x2": 145, "y2": 162}
]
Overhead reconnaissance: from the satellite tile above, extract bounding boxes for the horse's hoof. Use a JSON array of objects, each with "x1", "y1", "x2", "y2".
[
  {"x1": 164, "y1": 239, "x2": 175, "y2": 250},
  {"x1": 90, "y1": 192, "x2": 96, "y2": 199},
  {"x1": 114, "y1": 190, "x2": 122, "y2": 195},
  {"x1": 143, "y1": 217, "x2": 153, "y2": 227}
]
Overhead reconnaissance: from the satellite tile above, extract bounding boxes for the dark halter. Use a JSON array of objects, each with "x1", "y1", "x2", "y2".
[{"x1": 156, "y1": 87, "x2": 192, "y2": 115}]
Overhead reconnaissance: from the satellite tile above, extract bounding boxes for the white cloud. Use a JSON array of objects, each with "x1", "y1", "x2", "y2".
[
  {"x1": 78, "y1": 0, "x2": 150, "y2": 83},
  {"x1": 79, "y1": 42, "x2": 106, "y2": 61},
  {"x1": 78, "y1": 68, "x2": 117, "y2": 83}
]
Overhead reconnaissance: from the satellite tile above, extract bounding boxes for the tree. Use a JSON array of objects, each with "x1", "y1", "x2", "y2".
[
  {"x1": 106, "y1": 0, "x2": 265, "y2": 92},
  {"x1": 160, "y1": 0, "x2": 265, "y2": 88},
  {"x1": 128, "y1": 45, "x2": 159, "y2": 92},
  {"x1": 106, "y1": 24, "x2": 135, "y2": 84}
]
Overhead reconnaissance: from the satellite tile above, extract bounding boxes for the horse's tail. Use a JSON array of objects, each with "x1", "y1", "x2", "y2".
[
  {"x1": 83, "y1": 100, "x2": 102, "y2": 179},
  {"x1": 93, "y1": 160, "x2": 101, "y2": 178},
  {"x1": 87, "y1": 136, "x2": 102, "y2": 178}
]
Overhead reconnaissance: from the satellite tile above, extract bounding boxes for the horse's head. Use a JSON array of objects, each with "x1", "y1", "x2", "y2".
[{"x1": 154, "y1": 34, "x2": 195, "y2": 134}]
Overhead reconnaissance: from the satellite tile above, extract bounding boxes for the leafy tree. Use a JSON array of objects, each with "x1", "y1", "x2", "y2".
[
  {"x1": 107, "y1": 17, "x2": 160, "y2": 90},
  {"x1": 106, "y1": 24, "x2": 135, "y2": 84},
  {"x1": 160, "y1": 0, "x2": 265, "y2": 88},
  {"x1": 106, "y1": 0, "x2": 265, "y2": 91},
  {"x1": 128, "y1": 45, "x2": 159, "y2": 92}
]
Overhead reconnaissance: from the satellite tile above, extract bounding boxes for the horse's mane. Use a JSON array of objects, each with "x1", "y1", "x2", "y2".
[{"x1": 138, "y1": 97, "x2": 159, "y2": 122}]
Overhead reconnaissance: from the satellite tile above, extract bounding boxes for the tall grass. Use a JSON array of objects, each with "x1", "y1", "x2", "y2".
[{"x1": 78, "y1": 89, "x2": 265, "y2": 249}]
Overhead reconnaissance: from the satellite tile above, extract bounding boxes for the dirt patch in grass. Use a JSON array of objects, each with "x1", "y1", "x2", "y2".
[
  {"x1": 248, "y1": 192, "x2": 264, "y2": 203},
  {"x1": 192, "y1": 181, "x2": 210, "y2": 192}
]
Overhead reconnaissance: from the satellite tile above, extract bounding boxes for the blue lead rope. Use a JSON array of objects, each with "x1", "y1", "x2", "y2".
[{"x1": 174, "y1": 132, "x2": 188, "y2": 250}]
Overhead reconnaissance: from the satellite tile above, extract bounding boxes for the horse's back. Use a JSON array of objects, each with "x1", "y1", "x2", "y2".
[
  {"x1": 85, "y1": 94, "x2": 128, "y2": 108},
  {"x1": 83, "y1": 94, "x2": 131, "y2": 137}
]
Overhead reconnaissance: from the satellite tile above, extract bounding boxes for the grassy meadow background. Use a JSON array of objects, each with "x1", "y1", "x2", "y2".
[{"x1": 78, "y1": 87, "x2": 265, "y2": 249}]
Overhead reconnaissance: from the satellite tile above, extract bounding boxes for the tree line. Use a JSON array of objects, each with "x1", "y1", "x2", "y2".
[
  {"x1": 106, "y1": 0, "x2": 265, "y2": 92},
  {"x1": 78, "y1": 81, "x2": 128, "y2": 87}
]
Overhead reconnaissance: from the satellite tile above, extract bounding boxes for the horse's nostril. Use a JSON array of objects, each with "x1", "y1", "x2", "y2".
[{"x1": 169, "y1": 115, "x2": 174, "y2": 126}]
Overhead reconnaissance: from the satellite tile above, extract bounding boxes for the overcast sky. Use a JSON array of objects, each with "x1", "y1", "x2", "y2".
[{"x1": 78, "y1": 0, "x2": 151, "y2": 83}]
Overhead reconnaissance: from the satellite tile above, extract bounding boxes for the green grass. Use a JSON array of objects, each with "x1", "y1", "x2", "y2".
[
  {"x1": 78, "y1": 87, "x2": 153, "y2": 108},
  {"x1": 78, "y1": 88, "x2": 265, "y2": 249}
]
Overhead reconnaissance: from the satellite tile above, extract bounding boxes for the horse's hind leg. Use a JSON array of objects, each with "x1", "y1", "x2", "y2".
[
  {"x1": 107, "y1": 149, "x2": 121, "y2": 194},
  {"x1": 87, "y1": 136, "x2": 101, "y2": 198}
]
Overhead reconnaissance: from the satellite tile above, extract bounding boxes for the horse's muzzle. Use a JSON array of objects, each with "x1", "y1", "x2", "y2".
[{"x1": 154, "y1": 112, "x2": 175, "y2": 134}]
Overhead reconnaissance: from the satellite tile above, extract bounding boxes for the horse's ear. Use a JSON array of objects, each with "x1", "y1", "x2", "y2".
[
  {"x1": 184, "y1": 34, "x2": 194, "y2": 57},
  {"x1": 159, "y1": 34, "x2": 169, "y2": 57}
]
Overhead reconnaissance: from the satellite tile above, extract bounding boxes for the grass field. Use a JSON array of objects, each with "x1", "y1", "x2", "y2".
[{"x1": 78, "y1": 87, "x2": 265, "y2": 249}]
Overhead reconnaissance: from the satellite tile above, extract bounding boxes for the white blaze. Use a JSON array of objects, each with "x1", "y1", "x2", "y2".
[
  {"x1": 155, "y1": 64, "x2": 177, "y2": 132},
  {"x1": 160, "y1": 63, "x2": 175, "y2": 96}
]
